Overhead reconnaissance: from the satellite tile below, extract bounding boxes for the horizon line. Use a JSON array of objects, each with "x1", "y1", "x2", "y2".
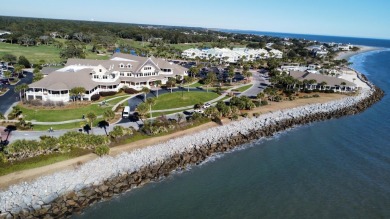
[{"x1": 1, "y1": 14, "x2": 390, "y2": 41}]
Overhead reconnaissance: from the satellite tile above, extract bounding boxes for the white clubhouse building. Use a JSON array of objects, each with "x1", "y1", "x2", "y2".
[{"x1": 26, "y1": 53, "x2": 188, "y2": 102}]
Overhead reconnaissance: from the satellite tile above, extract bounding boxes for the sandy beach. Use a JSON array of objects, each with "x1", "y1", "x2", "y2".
[{"x1": 335, "y1": 45, "x2": 382, "y2": 60}]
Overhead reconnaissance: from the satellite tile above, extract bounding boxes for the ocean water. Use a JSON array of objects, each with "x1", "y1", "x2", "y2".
[{"x1": 75, "y1": 37, "x2": 390, "y2": 219}]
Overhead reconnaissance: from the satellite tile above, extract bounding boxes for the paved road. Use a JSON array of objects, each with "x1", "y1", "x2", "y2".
[
  {"x1": 239, "y1": 70, "x2": 269, "y2": 97},
  {"x1": 0, "y1": 71, "x2": 33, "y2": 114}
]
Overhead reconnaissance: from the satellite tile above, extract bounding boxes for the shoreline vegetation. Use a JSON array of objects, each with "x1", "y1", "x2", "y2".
[{"x1": 0, "y1": 70, "x2": 384, "y2": 218}]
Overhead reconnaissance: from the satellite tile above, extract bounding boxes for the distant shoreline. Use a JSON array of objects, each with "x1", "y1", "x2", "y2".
[{"x1": 335, "y1": 45, "x2": 382, "y2": 60}]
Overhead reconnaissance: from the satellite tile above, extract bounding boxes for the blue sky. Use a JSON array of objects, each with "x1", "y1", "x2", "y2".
[{"x1": 2, "y1": 0, "x2": 390, "y2": 39}]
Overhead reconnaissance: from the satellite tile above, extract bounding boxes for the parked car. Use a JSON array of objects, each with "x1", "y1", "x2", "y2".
[
  {"x1": 203, "y1": 103, "x2": 211, "y2": 108},
  {"x1": 0, "y1": 79, "x2": 9, "y2": 85}
]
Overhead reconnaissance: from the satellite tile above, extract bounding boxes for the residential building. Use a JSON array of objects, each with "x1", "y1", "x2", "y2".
[
  {"x1": 181, "y1": 47, "x2": 280, "y2": 63},
  {"x1": 289, "y1": 71, "x2": 357, "y2": 92},
  {"x1": 26, "y1": 53, "x2": 188, "y2": 102}
]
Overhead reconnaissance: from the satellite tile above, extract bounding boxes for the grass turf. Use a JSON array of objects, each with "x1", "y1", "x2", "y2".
[
  {"x1": 152, "y1": 91, "x2": 219, "y2": 110},
  {"x1": 0, "y1": 148, "x2": 91, "y2": 176},
  {"x1": 19, "y1": 104, "x2": 109, "y2": 122}
]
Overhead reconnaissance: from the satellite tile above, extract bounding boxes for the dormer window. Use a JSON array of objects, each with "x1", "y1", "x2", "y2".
[
  {"x1": 99, "y1": 69, "x2": 102, "y2": 73},
  {"x1": 144, "y1": 67, "x2": 152, "y2": 70},
  {"x1": 127, "y1": 64, "x2": 132, "y2": 68},
  {"x1": 120, "y1": 64, "x2": 124, "y2": 68}
]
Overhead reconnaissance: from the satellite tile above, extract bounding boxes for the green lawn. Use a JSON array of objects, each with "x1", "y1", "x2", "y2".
[
  {"x1": 189, "y1": 82, "x2": 204, "y2": 87},
  {"x1": 0, "y1": 42, "x2": 62, "y2": 63},
  {"x1": 236, "y1": 84, "x2": 253, "y2": 92},
  {"x1": 20, "y1": 104, "x2": 109, "y2": 122},
  {"x1": 0, "y1": 41, "x2": 109, "y2": 64},
  {"x1": 152, "y1": 91, "x2": 219, "y2": 110},
  {"x1": 0, "y1": 148, "x2": 90, "y2": 176},
  {"x1": 105, "y1": 95, "x2": 130, "y2": 105},
  {"x1": 152, "y1": 108, "x2": 191, "y2": 118}
]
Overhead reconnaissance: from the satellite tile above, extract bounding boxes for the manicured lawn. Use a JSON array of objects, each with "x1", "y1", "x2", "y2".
[
  {"x1": 19, "y1": 104, "x2": 109, "y2": 122},
  {"x1": 152, "y1": 91, "x2": 219, "y2": 110},
  {"x1": 105, "y1": 95, "x2": 130, "y2": 105},
  {"x1": 0, "y1": 42, "x2": 62, "y2": 64},
  {"x1": 152, "y1": 108, "x2": 191, "y2": 118},
  {"x1": 189, "y1": 81, "x2": 204, "y2": 87},
  {"x1": 0, "y1": 41, "x2": 109, "y2": 64},
  {"x1": 32, "y1": 122, "x2": 84, "y2": 131},
  {"x1": 236, "y1": 84, "x2": 253, "y2": 92},
  {"x1": 0, "y1": 148, "x2": 90, "y2": 176}
]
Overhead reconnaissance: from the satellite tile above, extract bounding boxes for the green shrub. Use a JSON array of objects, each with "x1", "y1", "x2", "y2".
[
  {"x1": 0, "y1": 153, "x2": 8, "y2": 163},
  {"x1": 313, "y1": 94, "x2": 320, "y2": 98},
  {"x1": 91, "y1": 94, "x2": 101, "y2": 101},
  {"x1": 95, "y1": 145, "x2": 110, "y2": 156},
  {"x1": 124, "y1": 88, "x2": 139, "y2": 94},
  {"x1": 231, "y1": 114, "x2": 239, "y2": 121},
  {"x1": 242, "y1": 112, "x2": 249, "y2": 118},
  {"x1": 260, "y1": 100, "x2": 268, "y2": 106},
  {"x1": 99, "y1": 91, "x2": 117, "y2": 96}
]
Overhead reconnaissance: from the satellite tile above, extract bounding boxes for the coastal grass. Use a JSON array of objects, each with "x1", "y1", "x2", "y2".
[
  {"x1": 19, "y1": 104, "x2": 109, "y2": 122},
  {"x1": 152, "y1": 92, "x2": 219, "y2": 110},
  {"x1": 0, "y1": 148, "x2": 90, "y2": 177}
]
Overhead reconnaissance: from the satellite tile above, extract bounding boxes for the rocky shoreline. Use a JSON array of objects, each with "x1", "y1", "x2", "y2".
[{"x1": 0, "y1": 83, "x2": 384, "y2": 219}]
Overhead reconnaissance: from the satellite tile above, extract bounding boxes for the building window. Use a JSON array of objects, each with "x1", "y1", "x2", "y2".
[
  {"x1": 127, "y1": 73, "x2": 131, "y2": 76},
  {"x1": 120, "y1": 64, "x2": 124, "y2": 68},
  {"x1": 99, "y1": 69, "x2": 102, "y2": 72},
  {"x1": 144, "y1": 66, "x2": 151, "y2": 70},
  {"x1": 127, "y1": 64, "x2": 132, "y2": 68},
  {"x1": 103, "y1": 75, "x2": 107, "y2": 79},
  {"x1": 94, "y1": 75, "x2": 99, "y2": 79},
  {"x1": 120, "y1": 73, "x2": 124, "y2": 76}
]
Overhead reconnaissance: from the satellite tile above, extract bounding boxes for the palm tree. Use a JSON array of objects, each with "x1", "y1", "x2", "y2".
[
  {"x1": 228, "y1": 66, "x2": 235, "y2": 84},
  {"x1": 3, "y1": 70, "x2": 11, "y2": 83},
  {"x1": 320, "y1": 81, "x2": 327, "y2": 90},
  {"x1": 145, "y1": 97, "x2": 156, "y2": 119},
  {"x1": 256, "y1": 92, "x2": 265, "y2": 101},
  {"x1": 154, "y1": 80, "x2": 161, "y2": 98},
  {"x1": 97, "y1": 120, "x2": 110, "y2": 135},
  {"x1": 141, "y1": 86, "x2": 150, "y2": 102},
  {"x1": 70, "y1": 87, "x2": 86, "y2": 101},
  {"x1": 14, "y1": 83, "x2": 29, "y2": 101},
  {"x1": 166, "y1": 77, "x2": 176, "y2": 93},
  {"x1": 308, "y1": 79, "x2": 317, "y2": 90},
  {"x1": 136, "y1": 102, "x2": 148, "y2": 123},
  {"x1": 204, "y1": 72, "x2": 216, "y2": 92},
  {"x1": 86, "y1": 112, "x2": 97, "y2": 130},
  {"x1": 13, "y1": 64, "x2": 25, "y2": 78}
]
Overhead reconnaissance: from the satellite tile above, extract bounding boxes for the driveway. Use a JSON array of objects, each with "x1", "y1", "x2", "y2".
[
  {"x1": 239, "y1": 70, "x2": 269, "y2": 98},
  {"x1": 0, "y1": 71, "x2": 33, "y2": 114}
]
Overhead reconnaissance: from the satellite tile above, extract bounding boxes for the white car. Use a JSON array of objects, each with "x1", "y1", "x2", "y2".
[{"x1": 203, "y1": 103, "x2": 211, "y2": 108}]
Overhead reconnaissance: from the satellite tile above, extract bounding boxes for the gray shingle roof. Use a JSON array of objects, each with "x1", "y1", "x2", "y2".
[
  {"x1": 290, "y1": 71, "x2": 355, "y2": 87},
  {"x1": 29, "y1": 53, "x2": 187, "y2": 91}
]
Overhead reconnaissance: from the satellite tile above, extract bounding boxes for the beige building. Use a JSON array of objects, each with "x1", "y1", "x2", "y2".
[{"x1": 27, "y1": 53, "x2": 188, "y2": 102}]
